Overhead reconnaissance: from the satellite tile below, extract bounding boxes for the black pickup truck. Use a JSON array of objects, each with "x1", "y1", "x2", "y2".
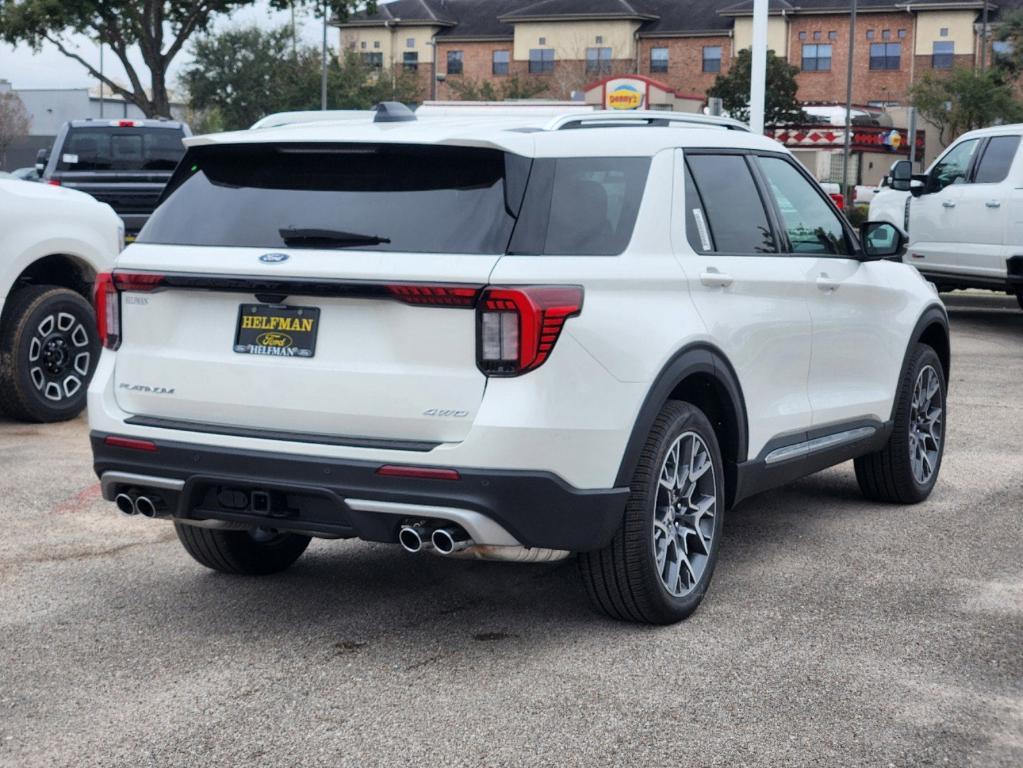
[{"x1": 38, "y1": 119, "x2": 190, "y2": 237}]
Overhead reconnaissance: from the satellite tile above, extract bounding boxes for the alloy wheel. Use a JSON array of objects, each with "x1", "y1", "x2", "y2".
[
  {"x1": 27, "y1": 312, "x2": 92, "y2": 403},
  {"x1": 909, "y1": 364, "x2": 943, "y2": 485}
]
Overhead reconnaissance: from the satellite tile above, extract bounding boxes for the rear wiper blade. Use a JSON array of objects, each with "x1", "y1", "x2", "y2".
[{"x1": 278, "y1": 227, "x2": 391, "y2": 248}]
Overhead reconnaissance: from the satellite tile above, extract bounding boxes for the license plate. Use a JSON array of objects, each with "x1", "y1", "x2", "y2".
[{"x1": 234, "y1": 304, "x2": 320, "y2": 358}]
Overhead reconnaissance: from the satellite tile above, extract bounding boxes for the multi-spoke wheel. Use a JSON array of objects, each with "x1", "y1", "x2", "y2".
[
  {"x1": 580, "y1": 401, "x2": 725, "y2": 624},
  {"x1": 856, "y1": 343, "x2": 946, "y2": 503},
  {"x1": 175, "y1": 522, "x2": 311, "y2": 575},
  {"x1": 0, "y1": 286, "x2": 99, "y2": 422}
]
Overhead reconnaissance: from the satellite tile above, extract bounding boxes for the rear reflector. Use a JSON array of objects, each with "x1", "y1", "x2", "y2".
[
  {"x1": 104, "y1": 435, "x2": 158, "y2": 452},
  {"x1": 376, "y1": 465, "x2": 461, "y2": 481},
  {"x1": 386, "y1": 284, "x2": 479, "y2": 307},
  {"x1": 477, "y1": 286, "x2": 583, "y2": 376}
]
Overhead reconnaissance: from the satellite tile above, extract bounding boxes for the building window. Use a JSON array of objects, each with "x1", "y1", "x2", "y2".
[
  {"x1": 932, "y1": 41, "x2": 954, "y2": 69},
  {"x1": 870, "y1": 42, "x2": 901, "y2": 70},
  {"x1": 529, "y1": 48, "x2": 555, "y2": 74},
  {"x1": 898, "y1": 29, "x2": 907, "y2": 39},
  {"x1": 586, "y1": 47, "x2": 613, "y2": 74},
  {"x1": 446, "y1": 50, "x2": 463, "y2": 75},
  {"x1": 492, "y1": 49, "x2": 510, "y2": 75},
  {"x1": 538, "y1": 36, "x2": 546, "y2": 45},
  {"x1": 799, "y1": 31, "x2": 807, "y2": 41},
  {"x1": 866, "y1": 30, "x2": 875, "y2": 40},
  {"x1": 882, "y1": 29, "x2": 891, "y2": 41},
  {"x1": 650, "y1": 47, "x2": 669, "y2": 73},
  {"x1": 940, "y1": 27, "x2": 949, "y2": 37},
  {"x1": 373, "y1": 41, "x2": 380, "y2": 49},
  {"x1": 703, "y1": 46, "x2": 722, "y2": 73},
  {"x1": 802, "y1": 43, "x2": 832, "y2": 72},
  {"x1": 813, "y1": 31, "x2": 821, "y2": 41},
  {"x1": 362, "y1": 52, "x2": 383, "y2": 68},
  {"x1": 406, "y1": 38, "x2": 415, "y2": 49},
  {"x1": 403, "y1": 51, "x2": 418, "y2": 71},
  {"x1": 829, "y1": 31, "x2": 838, "y2": 41},
  {"x1": 360, "y1": 41, "x2": 366, "y2": 49},
  {"x1": 595, "y1": 35, "x2": 603, "y2": 44},
  {"x1": 993, "y1": 40, "x2": 1014, "y2": 62}
]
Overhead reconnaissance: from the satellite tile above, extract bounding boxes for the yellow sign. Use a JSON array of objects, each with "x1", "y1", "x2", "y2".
[{"x1": 606, "y1": 82, "x2": 644, "y2": 110}]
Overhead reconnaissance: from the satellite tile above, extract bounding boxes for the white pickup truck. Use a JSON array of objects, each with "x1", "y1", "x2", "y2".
[
  {"x1": 888, "y1": 124, "x2": 1023, "y2": 309},
  {"x1": 0, "y1": 178, "x2": 121, "y2": 421}
]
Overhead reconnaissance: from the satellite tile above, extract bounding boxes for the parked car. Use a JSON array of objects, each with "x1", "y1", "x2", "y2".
[
  {"x1": 0, "y1": 178, "x2": 121, "y2": 421},
  {"x1": 889, "y1": 124, "x2": 1023, "y2": 309},
  {"x1": 11, "y1": 166, "x2": 41, "y2": 182},
  {"x1": 90, "y1": 110, "x2": 949, "y2": 624},
  {"x1": 38, "y1": 119, "x2": 190, "y2": 237}
]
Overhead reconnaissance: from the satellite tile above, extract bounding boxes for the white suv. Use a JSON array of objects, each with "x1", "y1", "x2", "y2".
[
  {"x1": 889, "y1": 123, "x2": 1023, "y2": 308},
  {"x1": 89, "y1": 111, "x2": 949, "y2": 624}
]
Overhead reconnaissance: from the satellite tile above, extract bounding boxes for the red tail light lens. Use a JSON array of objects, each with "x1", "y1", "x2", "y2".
[
  {"x1": 104, "y1": 435, "x2": 158, "y2": 452},
  {"x1": 46, "y1": 179, "x2": 61, "y2": 186},
  {"x1": 829, "y1": 192, "x2": 845, "y2": 210},
  {"x1": 113, "y1": 272, "x2": 166, "y2": 292},
  {"x1": 386, "y1": 284, "x2": 479, "y2": 307},
  {"x1": 477, "y1": 286, "x2": 583, "y2": 376},
  {"x1": 376, "y1": 465, "x2": 461, "y2": 481},
  {"x1": 94, "y1": 272, "x2": 120, "y2": 350}
]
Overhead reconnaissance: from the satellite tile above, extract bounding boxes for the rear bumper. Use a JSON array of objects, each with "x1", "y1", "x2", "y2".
[{"x1": 91, "y1": 432, "x2": 629, "y2": 552}]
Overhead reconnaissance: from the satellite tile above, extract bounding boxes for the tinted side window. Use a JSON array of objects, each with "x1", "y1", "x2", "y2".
[
  {"x1": 929, "y1": 138, "x2": 980, "y2": 192},
  {"x1": 685, "y1": 154, "x2": 776, "y2": 254},
  {"x1": 757, "y1": 156, "x2": 850, "y2": 256},
  {"x1": 973, "y1": 136, "x2": 1020, "y2": 184}
]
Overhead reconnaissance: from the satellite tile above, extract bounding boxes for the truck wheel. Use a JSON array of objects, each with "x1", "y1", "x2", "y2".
[
  {"x1": 855, "y1": 344, "x2": 946, "y2": 504},
  {"x1": 0, "y1": 285, "x2": 99, "y2": 422},
  {"x1": 174, "y1": 523, "x2": 311, "y2": 575},
  {"x1": 579, "y1": 401, "x2": 725, "y2": 624}
]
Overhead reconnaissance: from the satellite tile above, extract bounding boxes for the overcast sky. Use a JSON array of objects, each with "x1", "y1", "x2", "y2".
[{"x1": 0, "y1": 2, "x2": 328, "y2": 94}]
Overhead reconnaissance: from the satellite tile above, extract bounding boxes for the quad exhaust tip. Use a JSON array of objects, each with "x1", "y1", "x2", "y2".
[
  {"x1": 398, "y1": 524, "x2": 431, "y2": 553},
  {"x1": 114, "y1": 493, "x2": 137, "y2": 516},
  {"x1": 135, "y1": 496, "x2": 158, "y2": 518},
  {"x1": 431, "y1": 526, "x2": 471, "y2": 555}
]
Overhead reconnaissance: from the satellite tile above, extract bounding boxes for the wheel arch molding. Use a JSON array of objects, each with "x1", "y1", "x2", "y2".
[
  {"x1": 614, "y1": 343, "x2": 749, "y2": 508},
  {"x1": 899, "y1": 303, "x2": 950, "y2": 411}
]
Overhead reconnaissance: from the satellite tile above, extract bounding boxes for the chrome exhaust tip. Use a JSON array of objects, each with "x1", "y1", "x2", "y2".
[
  {"x1": 398, "y1": 524, "x2": 430, "y2": 553},
  {"x1": 432, "y1": 526, "x2": 471, "y2": 555},
  {"x1": 135, "y1": 495, "x2": 158, "y2": 518},
  {"x1": 114, "y1": 493, "x2": 137, "y2": 516}
]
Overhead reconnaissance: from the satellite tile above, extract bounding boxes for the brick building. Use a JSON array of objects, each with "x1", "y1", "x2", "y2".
[{"x1": 338, "y1": 0, "x2": 1022, "y2": 106}]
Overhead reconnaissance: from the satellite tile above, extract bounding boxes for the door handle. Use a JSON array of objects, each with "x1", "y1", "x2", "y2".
[
  {"x1": 986, "y1": 200, "x2": 1002, "y2": 208},
  {"x1": 816, "y1": 273, "x2": 839, "y2": 292},
  {"x1": 700, "y1": 268, "x2": 733, "y2": 288},
  {"x1": 942, "y1": 200, "x2": 957, "y2": 209}
]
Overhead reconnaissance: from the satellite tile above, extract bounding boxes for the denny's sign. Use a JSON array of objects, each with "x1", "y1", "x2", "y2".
[{"x1": 604, "y1": 78, "x2": 646, "y2": 110}]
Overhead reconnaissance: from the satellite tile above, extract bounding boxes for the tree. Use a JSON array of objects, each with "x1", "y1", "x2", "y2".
[
  {"x1": 909, "y1": 67, "x2": 1023, "y2": 146},
  {"x1": 183, "y1": 31, "x2": 422, "y2": 131},
  {"x1": 446, "y1": 76, "x2": 549, "y2": 101},
  {"x1": 0, "y1": 1, "x2": 369, "y2": 118},
  {"x1": 994, "y1": 9, "x2": 1023, "y2": 74},
  {"x1": 707, "y1": 48, "x2": 804, "y2": 127},
  {"x1": 0, "y1": 90, "x2": 30, "y2": 167}
]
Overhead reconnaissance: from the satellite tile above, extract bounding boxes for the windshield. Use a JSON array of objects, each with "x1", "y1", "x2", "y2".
[
  {"x1": 57, "y1": 127, "x2": 186, "y2": 172},
  {"x1": 139, "y1": 142, "x2": 650, "y2": 256}
]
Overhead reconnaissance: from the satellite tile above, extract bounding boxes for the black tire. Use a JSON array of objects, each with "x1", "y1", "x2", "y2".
[
  {"x1": 855, "y1": 343, "x2": 946, "y2": 504},
  {"x1": 1016, "y1": 293, "x2": 1023, "y2": 311},
  {"x1": 174, "y1": 523, "x2": 310, "y2": 575},
  {"x1": 579, "y1": 401, "x2": 725, "y2": 624},
  {"x1": 0, "y1": 285, "x2": 99, "y2": 422}
]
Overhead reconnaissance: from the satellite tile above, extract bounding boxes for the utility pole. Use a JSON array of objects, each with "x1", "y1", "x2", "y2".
[
  {"x1": 980, "y1": 0, "x2": 990, "y2": 71},
  {"x1": 321, "y1": 0, "x2": 328, "y2": 110},
  {"x1": 841, "y1": 0, "x2": 858, "y2": 204},
  {"x1": 750, "y1": 0, "x2": 768, "y2": 133},
  {"x1": 99, "y1": 41, "x2": 104, "y2": 118}
]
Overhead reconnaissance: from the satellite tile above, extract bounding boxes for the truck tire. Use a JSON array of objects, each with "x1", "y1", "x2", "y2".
[
  {"x1": 855, "y1": 344, "x2": 946, "y2": 504},
  {"x1": 0, "y1": 285, "x2": 99, "y2": 422},
  {"x1": 175, "y1": 523, "x2": 311, "y2": 575},
  {"x1": 579, "y1": 401, "x2": 725, "y2": 624}
]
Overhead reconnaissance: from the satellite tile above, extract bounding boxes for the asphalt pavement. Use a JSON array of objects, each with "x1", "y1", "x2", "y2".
[{"x1": 0, "y1": 292, "x2": 1020, "y2": 767}]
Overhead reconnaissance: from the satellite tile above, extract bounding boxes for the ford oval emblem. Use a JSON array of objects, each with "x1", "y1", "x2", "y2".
[{"x1": 259, "y1": 253, "x2": 289, "y2": 264}]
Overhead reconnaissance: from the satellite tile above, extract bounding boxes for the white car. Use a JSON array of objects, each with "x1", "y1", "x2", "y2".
[
  {"x1": 88, "y1": 111, "x2": 949, "y2": 624},
  {"x1": 890, "y1": 123, "x2": 1023, "y2": 308},
  {"x1": 0, "y1": 179, "x2": 121, "y2": 421}
]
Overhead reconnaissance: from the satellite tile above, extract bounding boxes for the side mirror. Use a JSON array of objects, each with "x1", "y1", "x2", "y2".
[
  {"x1": 35, "y1": 148, "x2": 49, "y2": 175},
  {"x1": 889, "y1": 159, "x2": 912, "y2": 191},
  {"x1": 859, "y1": 220, "x2": 906, "y2": 260}
]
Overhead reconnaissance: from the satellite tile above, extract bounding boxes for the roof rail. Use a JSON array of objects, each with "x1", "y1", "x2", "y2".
[{"x1": 547, "y1": 110, "x2": 750, "y2": 133}]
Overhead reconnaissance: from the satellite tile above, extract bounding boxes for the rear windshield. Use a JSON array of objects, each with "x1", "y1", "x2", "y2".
[
  {"x1": 138, "y1": 142, "x2": 650, "y2": 256},
  {"x1": 57, "y1": 127, "x2": 186, "y2": 171}
]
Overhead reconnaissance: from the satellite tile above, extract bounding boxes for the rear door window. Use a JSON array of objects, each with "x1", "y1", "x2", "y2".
[
  {"x1": 972, "y1": 136, "x2": 1020, "y2": 184},
  {"x1": 685, "y1": 153, "x2": 776, "y2": 254},
  {"x1": 57, "y1": 127, "x2": 186, "y2": 171}
]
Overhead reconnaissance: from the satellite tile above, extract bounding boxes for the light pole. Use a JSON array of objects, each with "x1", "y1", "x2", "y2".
[
  {"x1": 749, "y1": 0, "x2": 768, "y2": 134},
  {"x1": 99, "y1": 41, "x2": 104, "y2": 118},
  {"x1": 841, "y1": 0, "x2": 858, "y2": 204},
  {"x1": 980, "y1": 0, "x2": 990, "y2": 71},
  {"x1": 321, "y1": 0, "x2": 328, "y2": 110}
]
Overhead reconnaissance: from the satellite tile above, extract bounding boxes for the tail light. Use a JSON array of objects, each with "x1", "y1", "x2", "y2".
[
  {"x1": 93, "y1": 272, "x2": 166, "y2": 350},
  {"x1": 476, "y1": 286, "x2": 583, "y2": 376},
  {"x1": 829, "y1": 192, "x2": 845, "y2": 210},
  {"x1": 46, "y1": 179, "x2": 61, "y2": 187}
]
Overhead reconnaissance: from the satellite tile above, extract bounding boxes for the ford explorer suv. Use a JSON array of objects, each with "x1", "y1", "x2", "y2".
[
  {"x1": 89, "y1": 111, "x2": 949, "y2": 624},
  {"x1": 0, "y1": 178, "x2": 121, "y2": 421},
  {"x1": 888, "y1": 124, "x2": 1023, "y2": 309},
  {"x1": 39, "y1": 119, "x2": 190, "y2": 237}
]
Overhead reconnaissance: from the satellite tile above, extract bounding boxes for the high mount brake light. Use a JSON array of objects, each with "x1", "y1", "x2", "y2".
[
  {"x1": 476, "y1": 286, "x2": 583, "y2": 376},
  {"x1": 94, "y1": 272, "x2": 166, "y2": 350}
]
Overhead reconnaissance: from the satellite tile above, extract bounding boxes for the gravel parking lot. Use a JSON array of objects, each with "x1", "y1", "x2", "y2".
[{"x1": 0, "y1": 292, "x2": 1019, "y2": 768}]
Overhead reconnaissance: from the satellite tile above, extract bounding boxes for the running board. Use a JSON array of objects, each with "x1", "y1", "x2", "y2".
[{"x1": 763, "y1": 426, "x2": 877, "y2": 465}]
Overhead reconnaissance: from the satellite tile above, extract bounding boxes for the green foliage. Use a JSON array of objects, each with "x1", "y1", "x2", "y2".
[
  {"x1": 183, "y1": 33, "x2": 422, "y2": 131},
  {"x1": 0, "y1": 1, "x2": 368, "y2": 117},
  {"x1": 845, "y1": 205, "x2": 869, "y2": 227},
  {"x1": 707, "y1": 48, "x2": 805, "y2": 127},
  {"x1": 909, "y1": 67, "x2": 1023, "y2": 146},
  {"x1": 994, "y1": 10, "x2": 1023, "y2": 74},
  {"x1": 446, "y1": 75, "x2": 549, "y2": 101}
]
